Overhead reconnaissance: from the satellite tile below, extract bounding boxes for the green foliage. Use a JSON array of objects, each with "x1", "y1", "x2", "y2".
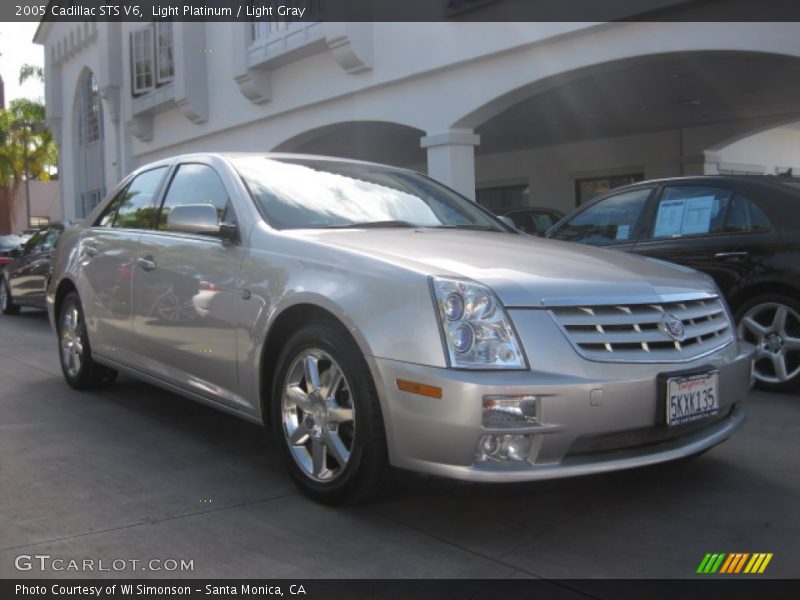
[
  {"x1": 19, "y1": 64, "x2": 45, "y2": 85},
  {"x1": 0, "y1": 83, "x2": 57, "y2": 190}
]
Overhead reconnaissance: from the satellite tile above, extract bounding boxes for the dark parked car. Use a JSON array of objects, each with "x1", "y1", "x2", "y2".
[
  {"x1": 1, "y1": 223, "x2": 72, "y2": 314},
  {"x1": 547, "y1": 175, "x2": 800, "y2": 391},
  {"x1": 0, "y1": 235, "x2": 26, "y2": 270},
  {"x1": 500, "y1": 206, "x2": 564, "y2": 236}
]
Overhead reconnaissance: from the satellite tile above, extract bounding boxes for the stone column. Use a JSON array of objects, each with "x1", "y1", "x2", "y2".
[{"x1": 420, "y1": 130, "x2": 480, "y2": 200}]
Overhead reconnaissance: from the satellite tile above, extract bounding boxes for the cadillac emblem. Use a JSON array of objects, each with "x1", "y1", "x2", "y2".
[{"x1": 662, "y1": 313, "x2": 686, "y2": 342}]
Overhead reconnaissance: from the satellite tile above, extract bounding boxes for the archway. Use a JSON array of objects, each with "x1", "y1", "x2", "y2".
[
  {"x1": 273, "y1": 121, "x2": 427, "y2": 170},
  {"x1": 450, "y1": 51, "x2": 800, "y2": 211}
]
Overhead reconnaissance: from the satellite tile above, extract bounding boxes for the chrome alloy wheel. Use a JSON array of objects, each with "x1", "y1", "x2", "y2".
[
  {"x1": 60, "y1": 305, "x2": 84, "y2": 378},
  {"x1": 281, "y1": 349, "x2": 356, "y2": 482},
  {"x1": 738, "y1": 302, "x2": 800, "y2": 384}
]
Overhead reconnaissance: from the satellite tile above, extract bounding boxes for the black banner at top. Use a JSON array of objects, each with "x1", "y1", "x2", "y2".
[{"x1": 8, "y1": 0, "x2": 800, "y2": 23}]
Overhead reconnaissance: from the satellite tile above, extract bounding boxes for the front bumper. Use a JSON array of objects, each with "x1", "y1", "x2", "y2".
[{"x1": 368, "y1": 340, "x2": 754, "y2": 483}]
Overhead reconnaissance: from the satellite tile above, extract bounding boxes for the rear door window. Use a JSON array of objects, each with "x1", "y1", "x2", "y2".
[
  {"x1": 649, "y1": 186, "x2": 731, "y2": 239},
  {"x1": 724, "y1": 194, "x2": 772, "y2": 233},
  {"x1": 113, "y1": 167, "x2": 169, "y2": 230},
  {"x1": 96, "y1": 189, "x2": 127, "y2": 227}
]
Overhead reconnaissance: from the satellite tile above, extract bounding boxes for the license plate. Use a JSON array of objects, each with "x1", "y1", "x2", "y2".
[{"x1": 666, "y1": 371, "x2": 719, "y2": 426}]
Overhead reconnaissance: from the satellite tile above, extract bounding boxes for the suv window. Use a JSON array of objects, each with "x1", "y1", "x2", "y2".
[
  {"x1": 158, "y1": 164, "x2": 232, "y2": 231},
  {"x1": 724, "y1": 194, "x2": 772, "y2": 233},
  {"x1": 550, "y1": 188, "x2": 651, "y2": 245},
  {"x1": 650, "y1": 186, "x2": 731, "y2": 239},
  {"x1": 113, "y1": 167, "x2": 168, "y2": 230}
]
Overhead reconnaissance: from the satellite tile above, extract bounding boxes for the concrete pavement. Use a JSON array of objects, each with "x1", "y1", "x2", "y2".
[{"x1": 1, "y1": 309, "x2": 797, "y2": 579}]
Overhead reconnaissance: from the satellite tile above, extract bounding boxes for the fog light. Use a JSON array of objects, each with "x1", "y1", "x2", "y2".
[
  {"x1": 479, "y1": 434, "x2": 500, "y2": 457},
  {"x1": 502, "y1": 435, "x2": 533, "y2": 461},
  {"x1": 482, "y1": 395, "x2": 538, "y2": 428},
  {"x1": 476, "y1": 433, "x2": 534, "y2": 463}
]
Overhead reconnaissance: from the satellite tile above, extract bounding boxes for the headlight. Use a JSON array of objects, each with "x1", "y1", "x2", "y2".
[{"x1": 430, "y1": 276, "x2": 527, "y2": 369}]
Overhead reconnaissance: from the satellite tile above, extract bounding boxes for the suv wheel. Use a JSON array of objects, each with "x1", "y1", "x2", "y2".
[
  {"x1": 0, "y1": 278, "x2": 20, "y2": 315},
  {"x1": 736, "y1": 294, "x2": 800, "y2": 391},
  {"x1": 272, "y1": 320, "x2": 390, "y2": 504},
  {"x1": 58, "y1": 291, "x2": 118, "y2": 390}
]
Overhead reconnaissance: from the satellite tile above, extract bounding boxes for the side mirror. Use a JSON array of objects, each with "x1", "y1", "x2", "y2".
[{"x1": 167, "y1": 204, "x2": 223, "y2": 236}]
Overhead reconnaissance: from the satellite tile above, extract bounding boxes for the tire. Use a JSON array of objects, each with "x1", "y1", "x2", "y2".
[
  {"x1": 57, "y1": 291, "x2": 118, "y2": 390},
  {"x1": 0, "y1": 278, "x2": 20, "y2": 315},
  {"x1": 272, "y1": 320, "x2": 390, "y2": 505},
  {"x1": 735, "y1": 293, "x2": 800, "y2": 392}
]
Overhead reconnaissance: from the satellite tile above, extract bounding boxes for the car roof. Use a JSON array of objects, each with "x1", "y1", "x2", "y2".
[
  {"x1": 612, "y1": 174, "x2": 800, "y2": 191},
  {"x1": 503, "y1": 206, "x2": 563, "y2": 213},
  {"x1": 130, "y1": 152, "x2": 414, "y2": 176}
]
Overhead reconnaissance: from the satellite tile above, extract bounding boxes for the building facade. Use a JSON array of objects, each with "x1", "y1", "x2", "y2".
[{"x1": 34, "y1": 18, "x2": 800, "y2": 219}]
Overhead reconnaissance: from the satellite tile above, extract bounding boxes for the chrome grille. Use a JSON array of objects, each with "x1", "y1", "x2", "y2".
[{"x1": 549, "y1": 296, "x2": 733, "y2": 362}]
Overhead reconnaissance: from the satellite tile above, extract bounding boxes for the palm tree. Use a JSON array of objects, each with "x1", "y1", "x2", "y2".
[{"x1": 0, "y1": 63, "x2": 57, "y2": 228}]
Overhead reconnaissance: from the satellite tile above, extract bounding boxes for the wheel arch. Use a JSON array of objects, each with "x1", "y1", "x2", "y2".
[
  {"x1": 258, "y1": 299, "x2": 374, "y2": 425},
  {"x1": 728, "y1": 280, "x2": 800, "y2": 315},
  {"x1": 53, "y1": 277, "x2": 79, "y2": 328}
]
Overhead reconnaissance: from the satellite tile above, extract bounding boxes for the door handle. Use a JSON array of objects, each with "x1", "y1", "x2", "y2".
[
  {"x1": 84, "y1": 245, "x2": 98, "y2": 257},
  {"x1": 714, "y1": 251, "x2": 749, "y2": 259},
  {"x1": 137, "y1": 256, "x2": 157, "y2": 272}
]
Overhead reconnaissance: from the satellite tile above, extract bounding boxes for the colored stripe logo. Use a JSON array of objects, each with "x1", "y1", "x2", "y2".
[{"x1": 697, "y1": 553, "x2": 773, "y2": 574}]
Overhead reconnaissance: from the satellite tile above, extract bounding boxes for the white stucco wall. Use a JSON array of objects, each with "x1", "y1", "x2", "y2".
[
  {"x1": 714, "y1": 125, "x2": 800, "y2": 174},
  {"x1": 35, "y1": 20, "x2": 800, "y2": 217},
  {"x1": 9, "y1": 180, "x2": 62, "y2": 234}
]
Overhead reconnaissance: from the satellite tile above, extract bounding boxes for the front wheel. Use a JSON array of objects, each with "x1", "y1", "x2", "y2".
[
  {"x1": 736, "y1": 294, "x2": 800, "y2": 392},
  {"x1": 58, "y1": 291, "x2": 118, "y2": 390},
  {"x1": 272, "y1": 320, "x2": 390, "y2": 504},
  {"x1": 0, "y1": 278, "x2": 20, "y2": 315}
]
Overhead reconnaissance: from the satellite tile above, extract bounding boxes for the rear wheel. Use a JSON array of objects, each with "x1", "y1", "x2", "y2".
[
  {"x1": 272, "y1": 320, "x2": 390, "y2": 504},
  {"x1": 58, "y1": 291, "x2": 117, "y2": 390},
  {"x1": 736, "y1": 294, "x2": 800, "y2": 392},
  {"x1": 0, "y1": 278, "x2": 20, "y2": 315}
]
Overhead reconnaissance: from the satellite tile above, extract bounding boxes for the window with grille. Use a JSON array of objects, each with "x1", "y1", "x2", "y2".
[
  {"x1": 131, "y1": 28, "x2": 154, "y2": 94},
  {"x1": 79, "y1": 74, "x2": 101, "y2": 145},
  {"x1": 29, "y1": 216, "x2": 50, "y2": 228},
  {"x1": 155, "y1": 22, "x2": 175, "y2": 84},
  {"x1": 249, "y1": 1, "x2": 326, "y2": 43}
]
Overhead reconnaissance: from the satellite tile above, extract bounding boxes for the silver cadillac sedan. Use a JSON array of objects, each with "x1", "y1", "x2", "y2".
[{"x1": 47, "y1": 153, "x2": 755, "y2": 504}]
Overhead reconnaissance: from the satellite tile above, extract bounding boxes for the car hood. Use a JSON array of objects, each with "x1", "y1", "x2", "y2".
[{"x1": 290, "y1": 229, "x2": 716, "y2": 307}]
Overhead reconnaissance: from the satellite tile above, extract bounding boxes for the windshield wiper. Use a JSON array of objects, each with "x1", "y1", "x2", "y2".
[{"x1": 323, "y1": 220, "x2": 417, "y2": 229}]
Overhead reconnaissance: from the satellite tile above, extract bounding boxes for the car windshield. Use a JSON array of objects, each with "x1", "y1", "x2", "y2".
[
  {"x1": 0, "y1": 236, "x2": 23, "y2": 250},
  {"x1": 234, "y1": 157, "x2": 506, "y2": 231}
]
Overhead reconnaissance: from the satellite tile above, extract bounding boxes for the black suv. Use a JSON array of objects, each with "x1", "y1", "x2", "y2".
[{"x1": 548, "y1": 175, "x2": 800, "y2": 391}]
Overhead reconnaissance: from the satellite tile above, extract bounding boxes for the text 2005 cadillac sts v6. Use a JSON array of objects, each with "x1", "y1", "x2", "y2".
[{"x1": 47, "y1": 154, "x2": 755, "y2": 503}]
